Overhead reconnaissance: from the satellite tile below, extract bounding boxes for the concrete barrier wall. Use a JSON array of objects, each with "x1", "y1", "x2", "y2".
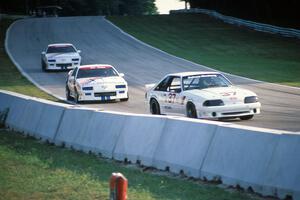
[
  {"x1": 153, "y1": 117, "x2": 218, "y2": 178},
  {"x1": 113, "y1": 114, "x2": 167, "y2": 166},
  {"x1": 1, "y1": 90, "x2": 299, "y2": 200},
  {"x1": 16, "y1": 98, "x2": 46, "y2": 135},
  {"x1": 263, "y1": 133, "x2": 300, "y2": 199},
  {"x1": 33, "y1": 100, "x2": 69, "y2": 142},
  {"x1": 54, "y1": 106, "x2": 96, "y2": 147},
  {"x1": 201, "y1": 124, "x2": 282, "y2": 194},
  {"x1": 70, "y1": 111, "x2": 128, "y2": 158},
  {"x1": 0, "y1": 90, "x2": 18, "y2": 112},
  {"x1": 4, "y1": 93, "x2": 30, "y2": 132}
]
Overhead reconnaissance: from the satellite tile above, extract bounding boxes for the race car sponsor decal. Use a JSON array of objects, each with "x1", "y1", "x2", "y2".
[
  {"x1": 78, "y1": 77, "x2": 100, "y2": 85},
  {"x1": 81, "y1": 65, "x2": 112, "y2": 70},
  {"x1": 220, "y1": 91, "x2": 236, "y2": 96}
]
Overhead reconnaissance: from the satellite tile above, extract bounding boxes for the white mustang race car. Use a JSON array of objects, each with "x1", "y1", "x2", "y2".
[
  {"x1": 41, "y1": 43, "x2": 81, "y2": 71},
  {"x1": 66, "y1": 64, "x2": 129, "y2": 103},
  {"x1": 145, "y1": 72, "x2": 261, "y2": 120}
]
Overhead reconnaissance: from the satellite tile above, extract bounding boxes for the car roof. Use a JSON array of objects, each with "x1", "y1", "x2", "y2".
[
  {"x1": 48, "y1": 43, "x2": 74, "y2": 47},
  {"x1": 78, "y1": 64, "x2": 113, "y2": 70},
  {"x1": 168, "y1": 71, "x2": 221, "y2": 77}
]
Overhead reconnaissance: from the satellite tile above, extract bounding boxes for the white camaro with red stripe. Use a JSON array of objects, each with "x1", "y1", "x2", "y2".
[
  {"x1": 41, "y1": 43, "x2": 81, "y2": 71},
  {"x1": 145, "y1": 72, "x2": 261, "y2": 120},
  {"x1": 66, "y1": 64, "x2": 128, "y2": 103}
]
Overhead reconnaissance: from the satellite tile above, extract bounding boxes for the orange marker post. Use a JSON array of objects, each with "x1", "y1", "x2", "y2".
[{"x1": 109, "y1": 173, "x2": 128, "y2": 200}]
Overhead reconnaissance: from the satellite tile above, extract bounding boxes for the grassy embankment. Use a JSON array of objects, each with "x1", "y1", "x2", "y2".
[
  {"x1": 109, "y1": 14, "x2": 300, "y2": 87},
  {"x1": 0, "y1": 18, "x2": 261, "y2": 199},
  {"x1": 0, "y1": 19, "x2": 56, "y2": 100},
  {"x1": 0, "y1": 130, "x2": 263, "y2": 200}
]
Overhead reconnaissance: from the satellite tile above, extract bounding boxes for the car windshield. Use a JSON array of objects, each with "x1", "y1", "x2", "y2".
[
  {"x1": 77, "y1": 67, "x2": 118, "y2": 79},
  {"x1": 182, "y1": 74, "x2": 231, "y2": 91},
  {"x1": 47, "y1": 45, "x2": 76, "y2": 53}
]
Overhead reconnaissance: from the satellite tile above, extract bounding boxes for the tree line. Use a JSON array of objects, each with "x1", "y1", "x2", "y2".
[
  {"x1": 0, "y1": 0, "x2": 157, "y2": 16},
  {"x1": 185, "y1": 0, "x2": 300, "y2": 28}
]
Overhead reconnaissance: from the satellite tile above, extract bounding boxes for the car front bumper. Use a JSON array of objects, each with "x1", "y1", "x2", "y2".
[
  {"x1": 46, "y1": 62, "x2": 80, "y2": 70},
  {"x1": 197, "y1": 102, "x2": 261, "y2": 119},
  {"x1": 77, "y1": 89, "x2": 128, "y2": 101}
]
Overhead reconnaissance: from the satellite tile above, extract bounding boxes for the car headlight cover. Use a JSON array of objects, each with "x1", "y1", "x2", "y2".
[
  {"x1": 115, "y1": 85, "x2": 126, "y2": 89},
  {"x1": 82, "y1": 86, "x2": 93, "y2": 91},
  {"x1": 203, "y1": 99, "x2": 224, "y2": 107},
  {"x1": 244, "y1": 96, "x2": 258, "y2": 104}
]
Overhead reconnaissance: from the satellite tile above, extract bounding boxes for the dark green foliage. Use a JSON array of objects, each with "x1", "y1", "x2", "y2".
[
  {"x1": 185, "y1": 0, "x2": 300, "y2": 29},
  {"x1": 0, "y1": 0, "x2": 158, "y2": 16}
]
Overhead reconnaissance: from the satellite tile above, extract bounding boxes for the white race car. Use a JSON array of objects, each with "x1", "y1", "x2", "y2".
[
  {"x1": 145, "y1": 72, "x2": 261, "y2": 120},
  {"x1": 41, "y1": 43, "x2": 81, "y2": 71},
  {"x1": 66, "y1": 64, "x2": 129, "y2": 103}
]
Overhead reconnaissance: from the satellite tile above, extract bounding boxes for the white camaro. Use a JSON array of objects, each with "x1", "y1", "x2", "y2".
[
  {"x1": 66, "y1": 64, "x2": 129, "y2": 103},
  {"x1": 41, "y1": 43, "x2": 81, "y2": 71},
  {"x1": 145, "y1": 71, "x2": 261, "y2": 120}
]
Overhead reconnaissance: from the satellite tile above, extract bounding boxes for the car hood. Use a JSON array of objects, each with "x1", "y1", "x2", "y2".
[
  {"x1": 184, "y1": 86, "x2": 257, "y2": 104},
  {"x1": 77, "y1": 76, "x2": 126, "y2": 86},
  {"x1": 46, "y1": 52, "x2": 80, "y2": 59}
]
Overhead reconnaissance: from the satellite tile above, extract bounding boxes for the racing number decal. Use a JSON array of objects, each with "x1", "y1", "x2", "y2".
[{"x1": 167, "y1": 93, "x2": 176, "y2": 103}]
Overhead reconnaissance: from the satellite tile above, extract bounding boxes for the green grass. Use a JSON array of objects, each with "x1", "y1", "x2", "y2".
[
  {"x1": 0, "y1": 19, "x2": 57, "y2": 101},
  {"x1": 108, "y1": 14, "x2": 300, "y2": 87},
  {"x1": 0, "y1": 130, "x2": 262, "y2": 200}
]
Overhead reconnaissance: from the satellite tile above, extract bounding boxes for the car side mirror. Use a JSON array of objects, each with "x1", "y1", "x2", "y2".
[
  {"x1": 77, "y1": 50, "x2": 81, "y2": 54},
  {"x1": 119, "y1": 73, "x2": 125, "y2": 77},
  {"x1": 68, "y1": 70, "x2": 73, "y2": 76}
]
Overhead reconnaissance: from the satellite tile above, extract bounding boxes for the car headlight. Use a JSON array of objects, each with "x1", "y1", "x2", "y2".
[
  {"x1": 115, "y1": 85, "x2": 126, "y2": 89},
  {"x1": 244, "y1": 96, "x2": 258, "y2": 104},
  {"x1": 82, "y1": 86, "x2": 93, "y2": 90},
  {"x1": 203, "y1": 99, "x2": 224, "y2": 107},
  {"x1": 47, "y1": 59, "x2": 56, "y2": 62}
]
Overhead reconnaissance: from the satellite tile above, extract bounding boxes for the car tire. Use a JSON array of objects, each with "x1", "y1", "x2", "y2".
[
  {"x1": 74, "y1": 90, "x2": 81, "y2": 104},
  {"x1": 65, "y1": 86, "x2": 72, "y2": 101},
  {"x1": 186, "y1": 102, "x2": 197, "y2": 118},
  {"x1": 41, "y1": 60, "x2": 47, "y2": 71},
  {"x1": 150, "y1": 98, "x2": 161, "y2": 115},
  {"x1": 240, "y1": 115, "x2": 254, "y2": 120}
]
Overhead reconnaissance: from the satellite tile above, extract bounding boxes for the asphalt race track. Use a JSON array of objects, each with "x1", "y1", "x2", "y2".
[{"x1": 6, "y1": 16, "x2": 300, "y2": 132}]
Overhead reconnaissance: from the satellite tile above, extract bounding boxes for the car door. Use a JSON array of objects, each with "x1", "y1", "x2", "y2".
[
  {"x1": 152, "y1": 76, "x2": 172, "y2": 113},
  {"x1": 152, "y1": 76, "x2": 183, "y2": 114},
  {"x1": 164, "y1": 76, "x2": 185, "y2": 114}
]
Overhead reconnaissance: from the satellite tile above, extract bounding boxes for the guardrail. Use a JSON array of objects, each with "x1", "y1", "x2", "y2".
[
  {"x1": 1, "y1": 90, "x2": 299, "y2": 200},
  {"x1": 170, "y1": 9, "x2": 300, "y2": 39}
]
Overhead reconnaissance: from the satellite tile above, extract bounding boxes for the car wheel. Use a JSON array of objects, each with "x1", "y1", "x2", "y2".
[
  {"x1": 186, "y1": 102, "x2": 197, "y2": 118},
  {"x1": 240, "y1": 115, "x2": 254, "y2": 120},
  {"x1": 41, "y1": 60, "x2": 47, "y2": 71},
  {"x1": 150, "y1": 99, "x2": 160, "y2": 115},
  {"x1": 65, "y1": 86, "x2": 72, "y2": 101},
  {"x1": 74, "y1": 91, "x2": 81, "y2": 104}
]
